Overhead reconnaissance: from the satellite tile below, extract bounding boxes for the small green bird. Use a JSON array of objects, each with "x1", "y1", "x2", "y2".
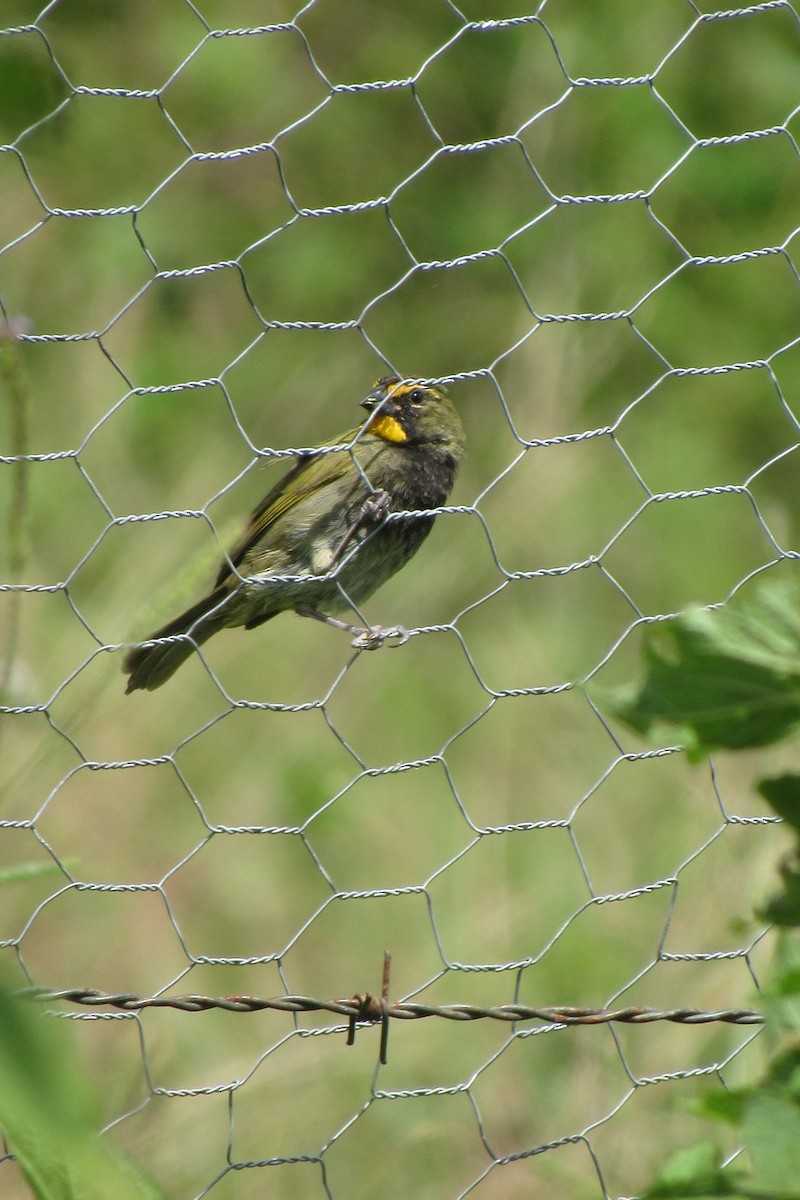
[{"x1": 123, "y1": 376, "x2": 466, "y2": 692}]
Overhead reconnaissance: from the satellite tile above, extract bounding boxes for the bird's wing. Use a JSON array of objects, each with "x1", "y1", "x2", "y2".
[{"x1": 215, "y1": 434, "x2": 361, "y2": 588}]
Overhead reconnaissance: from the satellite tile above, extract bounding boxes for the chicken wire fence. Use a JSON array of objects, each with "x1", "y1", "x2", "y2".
[{"x1": 1, "y1": 0, "x2": 799, "y2": 1196}]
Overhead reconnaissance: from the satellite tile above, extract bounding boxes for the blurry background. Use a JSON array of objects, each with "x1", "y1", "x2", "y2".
[{"x1": 1, "y1": 0, "x2": 799, "y2": 1196}]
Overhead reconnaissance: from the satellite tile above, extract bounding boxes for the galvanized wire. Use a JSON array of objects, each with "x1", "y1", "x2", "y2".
[{"x1": 1, "y1": 2, "x2": 799, "y2": 1197}]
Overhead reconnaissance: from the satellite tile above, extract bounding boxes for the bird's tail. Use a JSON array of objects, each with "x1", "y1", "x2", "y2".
[{"x1": 123, "y1": 587, "x2": 234, "y2": 693}]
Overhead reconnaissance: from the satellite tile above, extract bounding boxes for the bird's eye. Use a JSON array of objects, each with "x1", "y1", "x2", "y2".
[{"x1": 409, "y1": 388, "x2": 426, "y2": 406}]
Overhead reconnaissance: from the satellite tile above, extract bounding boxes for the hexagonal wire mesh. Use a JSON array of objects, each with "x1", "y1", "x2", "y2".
[{"x1": 1, "y1": 0, "x2": 799, "y2": 1196}]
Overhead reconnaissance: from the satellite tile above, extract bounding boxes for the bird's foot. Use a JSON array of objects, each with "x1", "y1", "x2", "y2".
[
  {"x1": 360, "y1": 488, "x2": 391, "y2": 524},
  {"x1": 328, "y1": 489, "x2": 391, "y2": 568},
  {"x1": 351, "y1": 624, "x2": 409, "y2": 650},
  {"x1": 296, "y1": 605, "x2": 408, "y2": 650}
]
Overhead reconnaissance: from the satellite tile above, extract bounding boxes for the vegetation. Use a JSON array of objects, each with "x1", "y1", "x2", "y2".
[{"x1": 610, "y1": 585, "x2": 800, "y2": 1198}]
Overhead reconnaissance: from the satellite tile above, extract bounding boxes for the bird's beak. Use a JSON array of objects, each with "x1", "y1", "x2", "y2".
[{"x1": 360, "y1": 385, "x2": 383, "y2": 412}]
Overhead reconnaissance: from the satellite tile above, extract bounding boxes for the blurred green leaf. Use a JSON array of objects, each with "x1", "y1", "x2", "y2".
[
  {"x1": 687, "y1": 1089, "x2": 750, "y2": 1126},
  {"x1": 759, "y1": 776, "x2": 800, "y2": 835},
  {"x1": 762, "y1": 1046, "x2": 800, "y2": 1092},
  {"x1": 760, "y1": 857, "x2": 800, "y2": 928},
  {"x1": 0, "y1": 859, "x2": 76, "y2": 886},
  {"x1": 643, "y1": 1084, "x2": 800, "y2": 1199},
  {"x1": 759, "y1": 934, "x2": 800, "y2": 1034},
  {"x1": 642, "y1": 1029, "x2": 800, "y2": 1199},
  {"x1": 608, "y1": 584, "x2": 800, "y2": 759},
  {"x1": 0, "y1": 984, "x2": 163, "y2": 1200},
  {"x1": 744, "y1": 1091, "x2": 800, "y2": 1195},
  {"x1": 769, "y1": 966, "x2": 800, "y2": 1000},
  {"x1": 640, "y1": 1141, "x2": 742, "y2": 1198},
  {"x1": 757, "y1": 781, "x2": 800, "y2": 929}
]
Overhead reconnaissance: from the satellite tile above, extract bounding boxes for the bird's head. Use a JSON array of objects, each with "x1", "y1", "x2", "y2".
[{"x1": 361, "y1": 376, "x2": 465, "y2": 457}]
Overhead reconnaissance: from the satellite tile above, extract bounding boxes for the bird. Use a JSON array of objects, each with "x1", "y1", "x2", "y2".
[{"x1": 123, "y1": 376, "x2": 466, "y2": 692}]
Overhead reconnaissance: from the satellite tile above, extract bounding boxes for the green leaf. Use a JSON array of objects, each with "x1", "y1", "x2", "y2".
[
  {"x1": 759, "y1": 934, "x2": 800, "y2": 1033},
  {"x1": 687, "y1": 1089, "x2": 751, "y2": 1126},
  {"x1": 0, "y1": 984, "x2": 164, "y2": 1200},
  {"x1": 607, "y1": 583, "x2": 800, "y2": 758},
  {"x1": 759, "y1": 857, "x2": 800, "y2": 928},
  {"x1": 744, "y1": 1090, "x2": 800, "y2": 1194},
  {"x1": 0, "y1": 859, "x2": 77, "y2": 886},
  {"x1": 762, "y1": 1046, "x2": 800, "y2": 1093},
  {"x1": 770, "y1": 966, "x2": 800, "y2": 1000},
  {"x1": 759, "y1": 776, "x2": 800, "y2": 835},
  {"x1": 640, "y1": 1141, "x2": 743, "y2": 1198}
]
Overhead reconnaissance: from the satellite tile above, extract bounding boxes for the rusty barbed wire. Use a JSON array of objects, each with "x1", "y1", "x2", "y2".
[{"x1": 28, "y1": 984, "x2": 764, "y2": 1025}]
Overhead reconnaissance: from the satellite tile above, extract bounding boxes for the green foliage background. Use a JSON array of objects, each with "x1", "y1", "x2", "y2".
[{"x1": 1, "y1": 1, "x2": 799, "y2": 1197}]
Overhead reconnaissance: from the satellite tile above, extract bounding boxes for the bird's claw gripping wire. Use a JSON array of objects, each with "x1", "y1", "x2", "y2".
[{"x1": 296, "y1": 605, "x2": 409, "y2": 650}]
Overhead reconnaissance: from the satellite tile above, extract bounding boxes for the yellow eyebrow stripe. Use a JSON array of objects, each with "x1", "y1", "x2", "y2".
[{"x1": 389, "y1": 382, "x2": 417, "y2": 397}]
